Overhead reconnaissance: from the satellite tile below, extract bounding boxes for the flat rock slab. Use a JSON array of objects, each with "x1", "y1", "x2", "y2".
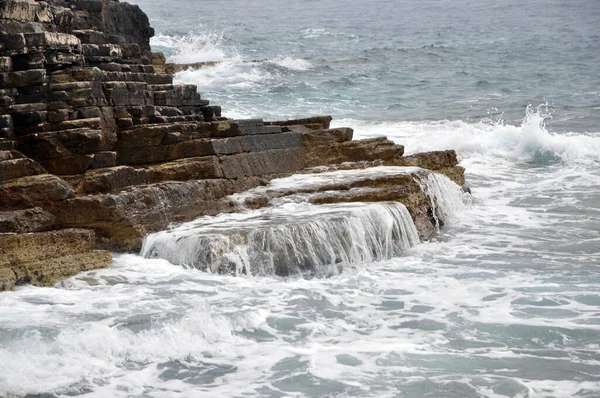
[{"x1": 0, "y1": 228, "x2": 112, "y2": 290}]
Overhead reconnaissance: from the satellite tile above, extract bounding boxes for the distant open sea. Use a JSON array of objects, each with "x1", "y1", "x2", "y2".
[{"x1": 1, "y1": 1, "x2": 600, "y2": 397}]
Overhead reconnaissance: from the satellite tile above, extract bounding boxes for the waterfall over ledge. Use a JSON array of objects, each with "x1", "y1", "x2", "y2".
[{"x1": 141, "y1": 167, "x2": 471, "y2": 276}]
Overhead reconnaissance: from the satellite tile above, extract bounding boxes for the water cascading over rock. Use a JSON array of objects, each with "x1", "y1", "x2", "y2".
[
  {"x1": 142, "y1": 202, "x2": 420, "y2": 276},
  {"x1": 141, "y1": 167, "x2": 471, "y2": 276}
]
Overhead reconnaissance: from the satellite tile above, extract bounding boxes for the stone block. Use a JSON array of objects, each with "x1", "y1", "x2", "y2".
[
  {"x1": 117, "y1": 122, "x2": 209, "y2": 149},
  {"x1": 39, "y1": 154, "x2": 95, "y2": 175},
  {"x1": 82, "y1": 43, "x2": 122, "y2": 58},
  {"x1": 398, "y1": 150, "x2": 459, "y2": 171},
  {"x1": 0, "y1": 57, "x2": 12, "y2": 72},
  {"x1": 2, "y1": 102, "x2": 47, "y2": 114},
  {"x1": 0, "y1": 34, "x2": 26, "y2": 56},
  {"x1": 45, "y1": 53, "x2": 84, "y2": 69},
  {"x1": 17, "y1": 132, "x2": 71, "y2": 159},
  {"x1": 76, "y1": 166, "x2": 148, "y2": 194},
  {"x1": 23, "y1": 32, "x2": 81, "y2": 51},
  {"x1": 0, "y1": 0, "x2": 53, "y2": 24},
  {"x1": 240, "y1": 131, "x2": 302, "y2": 152},
  {"x1": 46, "y1": 109, "x2": 70, "y2": 123},
  {"x1": 266, "y1": 115, "x2": 333, "y2": 130},
  {"x1": 0, "y1": 157, "x2": 45, "y2": 181},
  {"x1": 18, "y1": 250, "x2": 112, "y2": 287},
  {"x1": 90, "y1": 151, "x2": 117, "y2": 169},
  {"x1": 117, "y1": 144, "x2": 168, "y2": 165},
  {"x1": 211, "y1": 137, "x2": 243, "y2": 155},
  {"x1": 120, "y1": 43, "x2": 141, "y2": 58},
  {"x1": 11, "y1": 110, "x2": 47, "y2": 126},
  {"x1": 0, "y1": 229, "x2": 95, "y2": 267},
  {"x1": 219, "y1": 148, "x2": 305, "y2": 179},
  {"x1": 0, "y1": 69, "x2": 46, "y2": 88},
  {"x1": 53, "y1": 117, "x2": 102, "y2": 131},
  {"x1": 0, "y1": 207, "x2": 56, "y2": 233},
  {"x1": 302, "y1": 128, "x2": 354, "y2": 144},
  {"x1": 56, "y1": 128, "x2": 104, "y2": 154},
  {"x1": 72, "y1": 30, "x2": 122, "y2": 45},
  {"x1": 210, "y1": 119, "x2": 283, "y2": 138},
  {"x1": 48, "y1": 67, "x2": 103, "y2": 84},
  {"x1": 167, "y1": 139, "x2": 215, "y2": 160},
  {"x1": 143, "y1": 73, "x2": 173, "y2": 85},
  {"x1": 0, "y1": 173, "x2": 74, "y2": 210},
  {"x1": 147, "y1": 156, "x2": 223, "y2": 183}
]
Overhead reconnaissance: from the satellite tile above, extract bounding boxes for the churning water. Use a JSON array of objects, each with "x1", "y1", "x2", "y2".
[{"x1": 1, "y1": 0, "x2": 600, "y2": 396}]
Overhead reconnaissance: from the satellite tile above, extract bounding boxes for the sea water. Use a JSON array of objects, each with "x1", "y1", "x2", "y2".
[{"x1": 1, "y1": 0, "x2": 599, "y2": 396}]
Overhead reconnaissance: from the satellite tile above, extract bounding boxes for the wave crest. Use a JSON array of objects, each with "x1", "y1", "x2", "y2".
[{"x1": 334, "y1": 105, "x2": 600, "y2": 165}]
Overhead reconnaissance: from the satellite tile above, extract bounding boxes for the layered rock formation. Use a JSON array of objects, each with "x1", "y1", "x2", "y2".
[{"x1": 0, "y1": 0, "x2": 466, "y2": 290}]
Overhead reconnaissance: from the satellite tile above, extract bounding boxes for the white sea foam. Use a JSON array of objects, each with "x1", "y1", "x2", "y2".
[
  {"x1": 270, "y1": 56, "x2": 313, "y2": 71},
  {"x1": 333, "y1": 106, "x2": 600, "y2": 165},
  {"x1": 151, "y1": 32, "x2": 230, "y2": 63},
  {"x1": 1, "y1": 252, "x2": 598, "y2": 397}
]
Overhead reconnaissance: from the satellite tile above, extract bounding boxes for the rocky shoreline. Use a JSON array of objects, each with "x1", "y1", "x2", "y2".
[{"x1": 0, "y1": 0, "x2": 466, "y2": 290}]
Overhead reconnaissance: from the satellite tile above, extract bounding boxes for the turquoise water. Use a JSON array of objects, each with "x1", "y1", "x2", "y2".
[{"x1": 1, "y1": 1, "x2": 599, "y2": 397}]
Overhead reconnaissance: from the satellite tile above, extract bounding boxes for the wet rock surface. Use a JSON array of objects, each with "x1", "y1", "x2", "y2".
[{"x1": 0, "y1": 0, "x2": 467, "y2": 289}]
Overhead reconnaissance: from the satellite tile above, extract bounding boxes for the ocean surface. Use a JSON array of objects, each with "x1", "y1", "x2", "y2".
[{"x1": 1, "y1": 0, "x2": 600, "y2": 396}]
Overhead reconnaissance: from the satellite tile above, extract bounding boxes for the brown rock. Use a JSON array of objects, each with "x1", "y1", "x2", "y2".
[
  {"x1": 39, "y1": 154, "x2": 94, "y2": 175},
  {"x1": 0, "y1": 207, "x2": 56, "y2": 233},
  {"x1": 76, "y1": 165, "x2": 148, "y2": 194},
  {"x1": 0, "y1": 228, "x2": 112, "y2": 289},
  {"x1": 396, "y1": 150, "x2": 464, "y2": 185},
  {"x1": 147, "y1": 156, "x2": 222, "y2": 183},
  {"x1": 266, "y1": 115, "x2": 333, "y2": 130},
  {"x1": 0, "y1": 173, "x2": 74, "y2": 210},
  {"x1": 0, "y1": 228, "x2": 95, "y2": 266},
  {"x1": 21, "y1": 250, "x2": 112, "y2": 287},
  {"x1": 0, "y1": 157, "x2": 45, "y2": 181}
]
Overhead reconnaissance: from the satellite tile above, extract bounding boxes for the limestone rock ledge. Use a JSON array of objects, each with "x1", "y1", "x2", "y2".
[
  {"x1": 0, "y1": 0, "x2": 468, "y2": 289},
  {"x1": 0, "y1": 228, "x2": 111, "y2": 290}
]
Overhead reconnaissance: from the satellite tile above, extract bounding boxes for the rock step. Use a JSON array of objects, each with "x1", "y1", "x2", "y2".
[
  {"x1": 0, "y1": 207, "x2": 56, "y2": 233},
  {"x1": 0, "y1": 173, "x2": 74, "y2": 210},
  {"x1": 210, "y1": 119, "x2": 282, "y2": 138},
  {"x1": 117, "y1": 121, "x2": 211, "y2": 149},
  {"x1": 0, "y1": 69, "x2": 46, "y2": 88},
  {"x1": 0, "y1": 156, "x2": 46, "y2": 181},
  {"x1": 72, "y1": 29, "x2": 122, "y2": 46},
  {"x1": 266, "y1": 115, "x2": 333, "y2": 131},
  {"x1": 0, "y1": 139, "x2": 15, "y2": 150},
  {"x1": 153, "y1": 90, "x2": 206, "y2": 107},
  {"x1": 101, "y1": 72, "x2": 174, "y2": 85},
  {"x1": 116, "y1": 124, "x2": 302, "y2": 165},
  {"x1": 0, "y1": 0, "x2": 54, "y2": 25},
  {"x1": 95, "y1": 62, "x2": 154, "y2": 73},
  {"x1": 10, "y1": 115, "x2": 102, "y2": 134},
  {"x1": 16, "y1": 126, "x2": 104, "y2": 151},
  {"x1": 302, "y1": 137, "x2": 405, "y2": 168},
  {"x1": 0, "y1": 228, "x2": 112, "y2": 290}
]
